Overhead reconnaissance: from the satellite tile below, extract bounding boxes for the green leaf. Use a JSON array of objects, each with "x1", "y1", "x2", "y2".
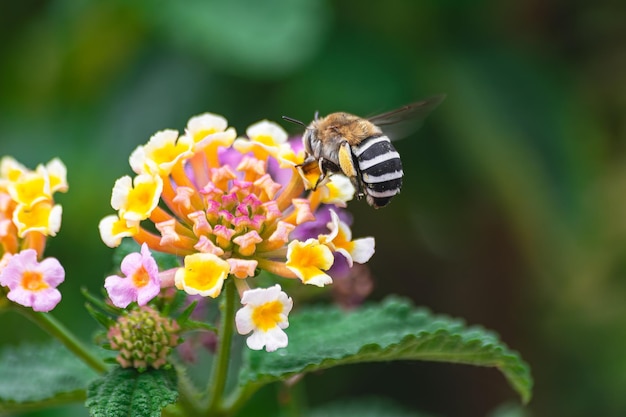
[
  {"x1": 177, "y1": 300, "x2": 199, "y2": 324},
  {"x1": 0, "y1": 342, "x2": 97, "y2": 404},
  {"x1": 239, "y1": 297, "x2": 532, "y2": 404},
  {"x1": 84, "y1": 302, "x2": 116, "y2": 329},
  {"x1": 86, "y1": 367, "x2": 178, "y2": 417},
  {"x1": 308, "y1": 397, "x2": 437, "y2": 417},
  {"x1": 81, "y1": 287, "x2": 123, "y2": 317}
]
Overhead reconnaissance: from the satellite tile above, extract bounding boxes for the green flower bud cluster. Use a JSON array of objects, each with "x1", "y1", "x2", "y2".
[{"x1": 108, "y1": 306, "x2": 180, "y2": 371}]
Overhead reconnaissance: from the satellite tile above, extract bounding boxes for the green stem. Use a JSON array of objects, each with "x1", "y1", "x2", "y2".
[
  {"x1": 279, "y1": 378, "x2": 309, "y2": 417},
  {"x1": 206, "y1": 279, "x2": 237, "y2": 415},
  {"x1": 20, "y1": 308, "x2": 108, "y2": 374},
  {"x1": 172, "y1": 362, "x2": 205, "y2": 417},
  {"x1": 222, "y1": 382, "x2": 263, "y2": 416}
]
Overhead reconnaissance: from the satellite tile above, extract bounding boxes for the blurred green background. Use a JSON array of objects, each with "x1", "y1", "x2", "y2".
[{"x1": 1, "y1": 0, "x2": 625, "y2": 416}]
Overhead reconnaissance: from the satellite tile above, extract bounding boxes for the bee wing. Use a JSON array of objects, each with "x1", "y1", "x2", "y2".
[{"x1": 368, "y1": 94, "x2": 445, "y2": 141}]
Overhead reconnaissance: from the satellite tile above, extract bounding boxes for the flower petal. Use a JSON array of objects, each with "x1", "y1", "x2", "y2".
[
  {"x1": 104, "y1": 274, "x2": 137, "y2": 308},
  {"x1": 286, "y1": 239, "x2": 334, "y2": 287},
  {"x1": 261, "y1": 327, "x2": 289, "y2": 352},
  {"x1": 30, "y1": 288, "x2": 62, "y2": 312},
  {"x1": 38, "y1": 257, "x2": 65, "y2": 287},
  {"x1": 46, "y1": 158, "x2": 69, "y2": 193},
  {"x1": 131, "y1": 129, "x2": 193, "y2": 176},
  {"x1": 347, "y1": 236, "x2": 376, "y2": 264},
  {"x1": 320, "y1": 174, "x2": 355, "y2": 207},
  {"x1": 246, "y1": 120, "x2": 288, "y2": 146},
  {"x1": 235, "y1": 305, "x2": 255, "y2": 334},
  {"x1": 227, "y1": 258, "x2": 258, "y2": 279},
  {"x1": 98, "y1": 215, "x2": 139, "y2": 248}
]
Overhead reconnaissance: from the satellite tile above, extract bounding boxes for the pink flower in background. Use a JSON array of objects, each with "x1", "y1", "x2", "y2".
[{"x1": 0, "y1": 249, "x2": 65, "y2": 312}]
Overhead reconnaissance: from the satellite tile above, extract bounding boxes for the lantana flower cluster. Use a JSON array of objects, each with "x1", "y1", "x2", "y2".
[
  {"x1": 0, "y1": 157, "x2": 68, "y2": 312},
  {"x1": 99, "y1": 113, "x2": 375, "y2": 352},
  {"x1": 107, "y1": 305, "x2": 180, "y2": 371}
]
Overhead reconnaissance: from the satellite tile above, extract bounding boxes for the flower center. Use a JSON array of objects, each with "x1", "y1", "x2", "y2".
[
  {"x1": 133, "y1": 183, "x2": 154, "y2": 206},
  {"x1": 293, "y1": 242, "x2": 329, "y2": 268},
  {"x1": 21, "y1": 270, "x2": 48, "y2": 291},
  {"x1": 150, "y1": 143, "x2": 179, "y2": 165},
  {"x1": 14, "y1": 175, "x2": 47, "y2": 204},
  {"x1": 254, "y1": 134, "x2": 277, "y2": 147},
  {"x1": 193, "y1": 128, "x2": 217, "y2": 142},
  {"x1": 251, "y1": 300, "x2": 283, "y2": 331},
  {"x1": 184, "y1": 260, "x2": 221, "y2": 291},
  {"x1": 131, "y1": 265, "x2": 150, "y2": 288},
  {"x1": 15, "y1": 202, "x2": 52, "y2": 228}
]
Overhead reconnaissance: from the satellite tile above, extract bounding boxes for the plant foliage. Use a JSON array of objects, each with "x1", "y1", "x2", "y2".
[
  {"x1": 240, "y1": 297, "x2": 532, "y2": 404},
  {"x1": 86, "y1": 367, "x2": 178, "y2": 417}
]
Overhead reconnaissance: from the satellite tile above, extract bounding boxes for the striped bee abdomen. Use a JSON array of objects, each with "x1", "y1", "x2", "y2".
[{"x1": 352, "y1": 135, "x2": 403, "y2": 208}]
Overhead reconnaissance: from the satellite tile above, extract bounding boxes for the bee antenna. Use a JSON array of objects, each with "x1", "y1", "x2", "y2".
[{"x1": 281, "y1": 115, "x2": 307, "y2": 127}]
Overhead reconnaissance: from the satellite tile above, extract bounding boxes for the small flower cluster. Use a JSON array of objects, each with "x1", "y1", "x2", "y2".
[
  {"x1": 107, "y1": 305, "x2": 180, "y2": 371},
  {"x1": 0, "y1": 157, "x2": 68, "y2": 312},
  {"x1": 99, "y1": 113, "x2": 375, "y2": 353}
]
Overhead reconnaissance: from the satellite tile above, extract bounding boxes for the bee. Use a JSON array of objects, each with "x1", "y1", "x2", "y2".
[{"x1": 283, "y1": 95, "x2": 445, "y2": 208}]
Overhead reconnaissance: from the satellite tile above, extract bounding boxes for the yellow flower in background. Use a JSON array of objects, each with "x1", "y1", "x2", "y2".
[
  {"x1": 0, "y1": 156, "x2": 68, "y2": 312},
  {"x1": 98, "y1": 214, "x2": 140, "y2": 248},
  {"x1": 45, "y1": 158, "x2": 68, "y2": 194},
  {"x1": 130, "y1": 129, "x2": 193, "y2": 177},
  {"x1": 13, "y1": 201, "x2": 62, "y2": 238},
  {"x1": 185, "y1": 113, "x2": 237, "y2": 166},
  {"x1": 111, "y1": 174, "x2": 163, "y2": 223},
  {"x1": 6, "y1": 168, "x2": 51, "y2": 208},
  {"x1": 234, "y1": 120, "x2": 289, "y2": 160}
]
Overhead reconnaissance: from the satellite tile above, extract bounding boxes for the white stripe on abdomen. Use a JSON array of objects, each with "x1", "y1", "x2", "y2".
[
  {"x1": 358, "y1": 151, "x2": 401, "y2": 170},
  {"x1": 362, "y1": 170, "x2": 404, "y2": 183}
]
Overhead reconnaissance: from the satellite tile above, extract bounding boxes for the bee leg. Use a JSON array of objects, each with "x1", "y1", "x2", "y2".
[
  {"x1": 347, "y1": 174, "x2": 365, "y2": 200},
  {"x1": 296, "y1": 157, "x2": 323, "y2": 190},
  {"x1": 315, "y1": 158, "x2": 326, "y2": 189},
  {"x1": 315, "y1": 158, "x2": 334, "y2": 189},
  {"x1": 353, "y1": 178, "x2": 365, "y2": 200}
]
